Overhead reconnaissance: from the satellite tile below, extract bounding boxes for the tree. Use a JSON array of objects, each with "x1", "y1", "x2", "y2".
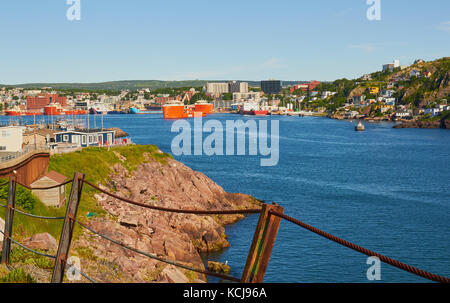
[{"x1": 222, "y1": 92, "x2": 233, "y2": 101}]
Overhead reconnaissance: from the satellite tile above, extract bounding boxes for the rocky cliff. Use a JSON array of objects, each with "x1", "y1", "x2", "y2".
[{"x1": 71, "y1": 151, "x2": 261, "y2": 283}]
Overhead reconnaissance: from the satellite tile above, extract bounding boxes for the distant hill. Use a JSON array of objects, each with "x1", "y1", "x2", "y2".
[{"x1": 0, "y1": 80, "x2": 309, "y2": 91}]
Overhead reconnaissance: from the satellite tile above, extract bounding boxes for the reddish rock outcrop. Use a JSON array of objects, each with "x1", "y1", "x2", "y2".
[
  {"x1": 73, "y1": 153, "x2": 261, "y2": 283},
  {"x1": 393, "y1": 119, "x2": 450, "y2": 129},
  {"x1": 23, "y1": 233, "x2": 57, "y2": 251}
]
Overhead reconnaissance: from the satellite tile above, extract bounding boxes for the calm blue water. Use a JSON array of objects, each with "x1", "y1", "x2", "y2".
[{"x1": 5, "y1": 114, "x2": 450, "y2": 283}]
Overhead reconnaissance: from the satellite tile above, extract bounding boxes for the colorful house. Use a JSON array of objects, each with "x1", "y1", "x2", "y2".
[
  {"x1": 369, "y1": 87, "x2": 380, "y2": 95},
  {"x1": 54, "y1": 129, "x2": 116, "y2": 148}
]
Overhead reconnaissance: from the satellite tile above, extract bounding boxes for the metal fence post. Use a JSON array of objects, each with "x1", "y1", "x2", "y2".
[
  {"x1": 1, "y1": 176, "x2": 17, "y2": 265},
  {"x1": 51, "y1": 172, "x2": 84, "y2": 283},
  {"x1": 241, "y1": 203, "x2": 284, "y2": 283}
]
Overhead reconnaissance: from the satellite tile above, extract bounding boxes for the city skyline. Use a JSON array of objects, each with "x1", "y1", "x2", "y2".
[{"x1": 0, "y1": 0, "x2": 449, "y2": 84}]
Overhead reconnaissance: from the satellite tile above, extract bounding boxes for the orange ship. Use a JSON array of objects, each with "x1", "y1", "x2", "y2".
[
  {"x1": 163, "y1": 101, "x2": 188, "y2": 119},
  {"x1": 194, "y1": 100, "x2": 214, "y2": 115},
  {"x1": 25, "y1": 112, "x2": 42, "y2": 116},
  {"x1": 163, "y1": 101, "x2": 212, "y2": 119},
  {"x1": 5, "y1": 105, "x2": 24, "y2": 116},
  {"x1": 44, "y1": 104, "x2": 64, "y2": 116},
  {"x1": 5, "y1": 110, "x2": 22, "y2": 116},
  {"x1": 64, "y1": 109, "x2": 87, "y2": 115}
]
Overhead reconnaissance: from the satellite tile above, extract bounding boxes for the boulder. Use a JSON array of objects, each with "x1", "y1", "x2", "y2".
[
  {"x1": 207, "y1": 261, "x2": 231, "y2": 274},
  {"x1": 119, "y1": 214, "x2": 139, "y2": 227},
  {"x1": 23, "y1": 233, "x2": 58, "y2": 251},
  {"x1": 161, "y1": 266, "x2": 190, "y2": 283}
]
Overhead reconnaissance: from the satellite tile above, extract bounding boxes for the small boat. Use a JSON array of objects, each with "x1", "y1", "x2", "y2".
[
  {"x1": 129, "y1": 107, "x2": 140, "y2": 114},
  {"x1": 355, "y1": 121, "x2": 365, "y2": 131},
  {"x1": 89, "y1": 102, "x2": 108, "y2": 115}
]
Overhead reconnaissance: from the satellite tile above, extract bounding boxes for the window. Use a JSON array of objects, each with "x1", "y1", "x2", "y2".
[
  {"x1": 98, "y1": 135, "x2": 103, "y2": 144},
  {"x1": 82, "y1": 135, "x2": 86, "y2": 145},
  {"x1": 63, "y1": 135, "x2": 69, "y2": 142},
  {"x1": 88, "y1": 135, "x2": 93, "y2": 144}
]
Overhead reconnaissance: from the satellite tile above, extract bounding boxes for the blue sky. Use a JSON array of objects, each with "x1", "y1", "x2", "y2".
[{"x1": 0, "y1": 0, "x2": 449, "y2": 84}]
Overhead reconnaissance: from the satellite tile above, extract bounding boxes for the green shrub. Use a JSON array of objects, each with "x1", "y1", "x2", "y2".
[
  {"x1": 0, "y1": 182, "x2": 39, "y2": 212},
  {"x1": 0, "y1": 268, "x2": 35, "y2": 283},
  {"x1": 9, "y1": 247, "x2": 54, "y2": 270}
]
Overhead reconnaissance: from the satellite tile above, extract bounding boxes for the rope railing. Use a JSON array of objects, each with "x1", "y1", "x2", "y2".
[
  {"x1": 269, "y1": 210, "x2": 450, "y2": 284},
  {"x1": 0, "y1": 229, "x2": 96, "y2": 283},
  {"x1": 83, "y1": 180, "x2": 262, "y2": 215},
  {"x1": 3, "y1": 173, "x2": 449, "y2": 284},
  {"x1": 0, "y1": 229, "x2": 56, "y2": 260},
  {"x1": 64, "y1": 263, "x2": 98, "y2": 284},
  {"x1": 15, "y1": 179, "x2": 74, "y2": 191},
  {"x1": 0, "y1": 202, "x2": 65, "y2": 220},
  {"x1": 74, "y1": 219, "x2": 241, "y2": 282}
]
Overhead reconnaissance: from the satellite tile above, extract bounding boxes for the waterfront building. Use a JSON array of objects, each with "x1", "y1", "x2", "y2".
[
  {"x1": 352, "y1": 95, "x2": 366, "y2": 106},
  {"x1": 395, "y1": 110, "x2": 412, "y2": 118},
  {"x1": 233, "y1": 92, "x2": 261, "y2": 102},
  {"x1": 0, "y1": 126, "x2": 25, "y2": 152},
  {"x1": 424, "y1": 108, "x2": 442, "y2": 117},
  {"x1": 261, "y1": 80, "x2": 282, "y2": 94},
  {"x1": 228, "y1": 81, "x2": 249, "y2": 93},
  {"x1": 205, "y1": 82, "x2": 229, "y2": 96},
  {"x1": 54, "y1": 129, "x2": 116, "y2": 148},
  {"x1": 27, "y1": 93, "x2": 67, "y2": 111}
]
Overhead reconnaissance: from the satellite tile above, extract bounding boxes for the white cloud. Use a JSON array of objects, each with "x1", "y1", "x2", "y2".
[
  {"x1": 349, "y1": 44, "x2": 377, "y2": 52},
  {"x1": 436, "y1": 21, "x2": 450, "y2": 33},
  {"x1": 349, "y1": 42, "x2": 407, "y2": 53}
]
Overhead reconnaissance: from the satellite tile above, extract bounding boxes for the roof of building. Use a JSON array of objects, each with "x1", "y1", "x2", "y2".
[
  {"x1": 43, "y1": 171, "x2": 67, "y2": 183},
  {"x1": 24, "y1": 128, "x2": 57, "y2": 137}
]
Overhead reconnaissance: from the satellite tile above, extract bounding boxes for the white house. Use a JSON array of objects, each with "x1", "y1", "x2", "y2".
[
  {"x1": 0, "y1": 126, "x2": 25, "y2": 152},
  {"x1": 381, "y1": 90, "x2": 396, "y2": 98},
  {"x1": 395, "y1": 111, "x2": 411, "y2": 118},
  {"x1": 424, "y1": 108, "x2": 442, "y2": 117},
  {"x1": 410, "y1": 69, "x2": 421, "y2": 78},
  {"x1": 384, "y1": 98, "x2": 396, "y2": 105}
]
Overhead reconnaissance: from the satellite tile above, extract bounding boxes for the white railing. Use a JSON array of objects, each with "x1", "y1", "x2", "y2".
[{"x1": 0, "y1": 144, "x2": 50, "y2": 163}]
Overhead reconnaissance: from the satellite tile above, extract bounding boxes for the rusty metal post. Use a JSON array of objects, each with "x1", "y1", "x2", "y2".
[
  {"x1": 51, "y1": 172, "x2": 84, "y2": 283},
  {"x1": 1, "y1": 175, "x2": 17, "y2": 265},
  {"x1": 241, "y1": 203, "x2": 284, "y2": 283}
]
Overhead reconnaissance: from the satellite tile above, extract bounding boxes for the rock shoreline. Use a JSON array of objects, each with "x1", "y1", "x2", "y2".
[
  {"x1": 393, "y1": 119, "x2": 450, "y2": 129},
  {"x1": 329, "y1": 114, "x2": 449, "y2": 129},
  {"x1": 73, "y1": 152, "x2": 261, "y2": 283}
]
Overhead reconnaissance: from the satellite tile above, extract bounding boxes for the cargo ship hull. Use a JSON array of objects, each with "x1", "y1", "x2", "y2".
[
  {"x1": 163, "y1": 105, "x2": 188, "y2": 119},
  {"x1": 194, "y1": 104, "x2": 214, "y2": 115}
]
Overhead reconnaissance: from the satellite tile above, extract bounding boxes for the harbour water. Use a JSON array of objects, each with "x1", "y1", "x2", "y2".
[{"x1": 3, "y1": 114, "x2": 449, "y2": 282}]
